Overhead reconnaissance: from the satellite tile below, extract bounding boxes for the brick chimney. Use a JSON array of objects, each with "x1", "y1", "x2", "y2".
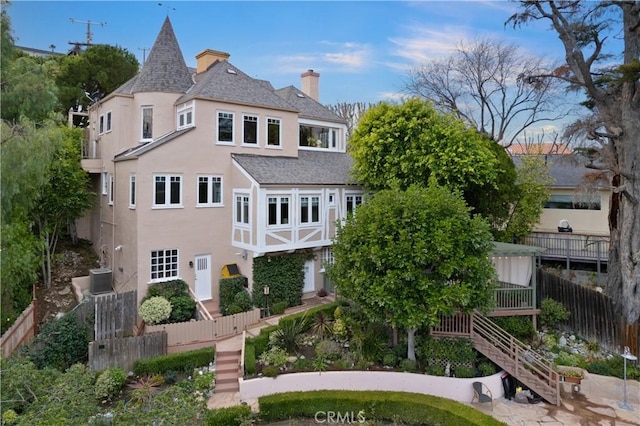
[
  {"x1": 301, "y1": 69, "x2": 319, "y2": 101},
  {"x1": 196, "y1": 49, "x2": 230, "y2": 74}
]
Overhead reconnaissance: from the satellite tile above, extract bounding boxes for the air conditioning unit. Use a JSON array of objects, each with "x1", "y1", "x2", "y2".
[{"x1": 90, "y1": 268, "x2": 113, "y2": 294}]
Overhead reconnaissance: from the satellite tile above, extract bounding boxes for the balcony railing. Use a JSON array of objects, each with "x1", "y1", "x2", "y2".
[
  {"x1": 82, "y1": 139, "x2": 100, "y2": 160},
  {"x1": 493, "y1": 281, "x2": 534, "y2": 310},
  {"x1": 522, "y1": 233, "x2": 609, "y2": 263}
]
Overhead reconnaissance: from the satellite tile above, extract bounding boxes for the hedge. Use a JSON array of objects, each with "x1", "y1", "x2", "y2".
[
  {"x1": 205, "y1": 405, "x2": 252, "y2": 426},
  {"x1": 258, "y1": 390, "x2": 505, "y2": 426},
  {"x1": 244, "y1": 343, "x2": 256, "y2": 376},
  {"x1": 246, "y1": 325, "x2": 279, "y2": 358},
  {"x1": 133, "y1": 347, "x2": 215, "y2": 376}
]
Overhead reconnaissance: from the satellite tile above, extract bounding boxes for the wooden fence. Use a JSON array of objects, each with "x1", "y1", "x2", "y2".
[
  {"x1": 69, "y1": 290, "x2": 137, "y2": 340},
  {"x1": 88, "y1": 331, "x2": 167, "y2": 371},
  {"x1": 537, "y1": 269, "x2": 639, "y2": 356},
  {"x1": 145, "y1": 308, "x2": 261, "y2": 352},
  {"x1": 0, "y1": 302, "x2": 37, "y2": 358}
]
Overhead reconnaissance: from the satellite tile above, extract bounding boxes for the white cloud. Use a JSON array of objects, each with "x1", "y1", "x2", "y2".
[
  {"x1": 274, "y1": 42, "x2": 371, "y2": 74},
  {"x1": 389, "y1": 25, "x2": 474, "y2": 65}
]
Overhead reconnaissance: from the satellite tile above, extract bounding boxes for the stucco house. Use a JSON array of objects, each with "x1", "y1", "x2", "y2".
[{"x1": 77, "y1": 17, "x2": 359, "y2": 312}]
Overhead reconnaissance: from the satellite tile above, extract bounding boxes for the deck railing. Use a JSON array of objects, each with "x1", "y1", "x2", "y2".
[
  {"x1": 493, "y1": 281, "x2": 534, "y2": 310},
  {"x1": 522, "y1": 233, "x2": 609, "y2": 263}
]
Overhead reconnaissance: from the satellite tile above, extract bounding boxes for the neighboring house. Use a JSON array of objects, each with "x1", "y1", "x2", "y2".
[
  {"x1": 514, "y1": 154, "x2": 610, "y2": 264},
  {"x1": 76, "y1": 17, "x2": 357, "y2": 311}
]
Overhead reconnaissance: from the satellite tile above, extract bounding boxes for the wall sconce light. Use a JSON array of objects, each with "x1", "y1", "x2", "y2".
[
  {"x1": 241, "y1": 250, "x2": 248, "y2": 260},
  {"x1": 189, "y1": 261, "x2": 194, "y2": 268}
]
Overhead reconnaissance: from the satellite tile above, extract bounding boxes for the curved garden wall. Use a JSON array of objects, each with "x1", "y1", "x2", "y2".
[{"x1": 239, "y1": 370, "x2": 505, "y2": 403}]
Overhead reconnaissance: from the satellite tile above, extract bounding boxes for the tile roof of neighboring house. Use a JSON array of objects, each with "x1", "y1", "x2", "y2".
[
  {"x1": 116, "y1": 17, "x2": 193, "y2": 95},
  {"x1": 513, "y1": 155, "x2": 610, "y2": 189},
  {"x1": 275, "y1": 86, "x2": 346, "y2": 123},
  {"x1": 232, "y1": 151, "x2": 357, "y2": 186},
  {"x1": 507, "y1": 143, "x2": 572, "y2": 155},
  {"x1": 176, "y1": 61, "x2": 297, "y2": 112}
]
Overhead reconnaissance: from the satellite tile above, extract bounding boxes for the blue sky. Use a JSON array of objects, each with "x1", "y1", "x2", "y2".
[{"x1": 8, "y1": 1, "x2": 564, "y2": 106}]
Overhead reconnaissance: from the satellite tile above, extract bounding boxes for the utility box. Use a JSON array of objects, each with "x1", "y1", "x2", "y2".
[
  {"x1": 221, "y1": 263, "x2": 240, "y2": 278},
  {"x1": 89, "y1": 268, "x2": 113, "y2": 294}
]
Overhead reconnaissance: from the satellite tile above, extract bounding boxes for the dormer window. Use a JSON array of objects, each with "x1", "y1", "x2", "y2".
[{"x1": 177, "y1": 101, "x2": 194, "y2": 130}]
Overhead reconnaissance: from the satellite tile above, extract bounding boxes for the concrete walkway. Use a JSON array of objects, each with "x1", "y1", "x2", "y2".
[{"x1": 207, "y1": 298, "x2": 640, "y2": 425}]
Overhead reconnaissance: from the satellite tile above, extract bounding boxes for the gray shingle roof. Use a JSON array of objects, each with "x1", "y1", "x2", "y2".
[
  {"x1": 232, "y1": 151, "x2": 357, "y2": 186},
  {"x1": 513, "y1": 155, "x2": 610, "y2": 189},
  {"x1": 116, "y1": 17, "x2": 192, "y2": 95},
  {"x1": 275, "y1": 86, "x2": 345, "y2": 123},
  {"x1": 177, "y1": 61, "x2": 297, "y2": 112}
]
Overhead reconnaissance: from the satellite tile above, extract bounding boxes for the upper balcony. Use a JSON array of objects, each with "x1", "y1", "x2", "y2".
[{"x1": 81, "y1": 139, "x2": 103, "y2": 173}]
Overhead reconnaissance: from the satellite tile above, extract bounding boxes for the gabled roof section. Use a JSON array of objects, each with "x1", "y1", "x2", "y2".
[
  {"x1": 177, "y1": 61, "x2": 297, "y2": 112},
  {"x1": 232, "y1": 151, "x2": 357, "y2": 186},
  {"x1": 114, "y1": 127, "x2": 196, "y2": 161},
  {"x1": 275, "y1": 86, "x2": 345, "y2": 123},
  {"x1": 117, "y1": 17, "x2": 193, "y2": 95}
]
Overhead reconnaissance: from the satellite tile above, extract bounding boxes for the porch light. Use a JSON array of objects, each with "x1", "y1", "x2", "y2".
[{"x1": 618, "y1": 346, "x2": 637, "y2": 411}]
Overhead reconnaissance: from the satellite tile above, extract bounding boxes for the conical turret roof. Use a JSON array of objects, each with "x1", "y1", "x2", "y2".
[{"x1": 129, "y1": 17, "x2": 192, "y2": 93}]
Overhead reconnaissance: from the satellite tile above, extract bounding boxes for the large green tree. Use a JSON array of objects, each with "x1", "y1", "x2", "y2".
[
  {"x1": 55, "y1": 43, "x2": 139, "y2": 112},
  {"x1": 348, "y1": 98, "x2": 538, "y2": 240},
  {"x1": 509, "y1": 1, "x2": 640, "y2": 323},
  {"x1": 328, "y1": 184, "x2": 496, "y2": 361}
]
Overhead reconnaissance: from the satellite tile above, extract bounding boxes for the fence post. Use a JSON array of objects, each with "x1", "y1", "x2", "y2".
[{"x1": 565, "y1": 238, "x2": 571, "y2": 273}]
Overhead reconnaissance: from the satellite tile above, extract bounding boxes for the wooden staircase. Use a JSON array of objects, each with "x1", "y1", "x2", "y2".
[
  {"x1": 214, "y1": 350, "x2": 241, "y2": 393},
  {"x1": 433, "y1": 311, "x2": 561, "y2": 406}
]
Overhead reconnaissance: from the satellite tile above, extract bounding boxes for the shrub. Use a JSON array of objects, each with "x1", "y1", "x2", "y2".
[
  {"x1": 244, "y1": 343, "x2": 256, "y2": 376},
  {"x1": 332, "y1": 318, "x2": 347, "y2": 339},
  {"x1": 205, "y1": 405, "x2": 252, "y2": 426},
  {"x1": 539, "y1": 298, "x2": 570, "y2": 328},
  {"x1": 252, "y1": 253, "x2": 306, "y2": 309},
  {"x1": 454, "y1": 366, "x2": 476, "y2": 378},
  {"x1": 586, "y1": 356, "x2": 640, "y2": 380},
  {"x1": 193, "y1": 371, "x2": 216, "y2": 392},
  {"x1": 146, "y1": 279, "x2": 189, "y2": 299},
  {"x1": 554, "y1": 351, "x2": 584, "y2": 367},
  {"x1": 382, "y1": 353, "x2": 397, "y2": 367},
  {"x1": 233, "y1": 290, "x2": 253, "y2": 312},
  {"x1": 400, "y1": 359, "x2": 417, "y2": 372},
  {"x1": 168, "y1": 294, "x2": 196, "y2": 323},
  {"x1": 2, "y1": 409, "x2": 18, "y2": 425},
  {"x1": 427, "y1": 365, "x2": 446, "y2": 376},
  {"x1": 95, "y1": 367, "x2": 127, "y2": 401},
  {"x1": 139, "y1": 296, "x2": 172, "y2": 325},
  {"x1": 219, "y1": 276, "x2": 249, "y2": 316},
  {"x1": 262, "y1": 365, "x2": 280, "y2": 378},
  {"x1": 24, "y1": 312, "x2": 91, "y2": 370},
  {"x1": 491, "y1": 316, "x2": 536, "y2": 342},
  {"x1": 270, "y1": 301, "x2": 287, "y2": 315},
  {"x1": 272, "y1": 314, "x2": 311, "y2": 352},
  {"x1": 477, "y1": 361, "x2": 497, "y2": 377},
  {"x1": 133, "y1": 347, "x2": 215, "y2": 375},
  {"x1": 420, "y1": 337, "x2": 477, "y2": 367},
  {"x1": 315, "y1": 339, "x2": 342, "y2": 361},
  {"x1": 259, "y1": 347, "x2": 289, "y2": 368},
  {"x1": 163, "y1": 370, "x2": 178, "y2": 384},
  {"x1": 310, "y1": 311, "x2": 333, "y2": 339}
]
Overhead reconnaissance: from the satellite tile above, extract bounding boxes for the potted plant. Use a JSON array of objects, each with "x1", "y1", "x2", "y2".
[{"x1": 557, "y1": 366, "x2": 585, "y2": 385}]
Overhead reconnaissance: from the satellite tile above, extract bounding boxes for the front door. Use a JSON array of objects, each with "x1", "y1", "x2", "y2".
[
  {"x1": 303, "y1": 260, "x2": 315, "y2": 294},
  {"x1": 194, "y1": 254, "x2": 212, "y2": 301}
]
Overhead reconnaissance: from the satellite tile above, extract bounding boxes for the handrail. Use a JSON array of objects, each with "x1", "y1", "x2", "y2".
[
  {"x1": 187, "y1": 287, "x2": 214, "y2": 321},
  {"x1": 471, "y1": 311, "x2": 560, "y2": 405}
]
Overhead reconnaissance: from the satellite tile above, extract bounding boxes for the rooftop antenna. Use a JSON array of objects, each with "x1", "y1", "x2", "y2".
[
  {"x1": 69, "y1": 18, "x2": 107, "y2": 46},
  {"x1": 138, "y1": 47, "x2": 150, "y2": 64}
]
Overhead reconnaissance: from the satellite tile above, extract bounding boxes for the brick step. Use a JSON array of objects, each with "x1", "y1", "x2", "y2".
[
  {"x1": 215, "y1": 382, "x2": 239, "y2": 393},
  {"x1": 215, "y1": 375, "x2": 239, "y2": 384},
  {"x1": 216, "y1": 368, "x2": 240, "y2": 377},
  {"x1": 216, "y1": 365, "x2": 240, "y2": 374}
]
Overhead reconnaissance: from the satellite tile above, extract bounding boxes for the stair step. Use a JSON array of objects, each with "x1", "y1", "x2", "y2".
[{"x1": 215, "y1": 382, "x2": 239, "y2": 393}]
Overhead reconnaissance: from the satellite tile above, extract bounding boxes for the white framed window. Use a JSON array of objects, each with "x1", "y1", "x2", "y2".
[
  {"x1": 99, "y1": 114, "x2": 105, "y2": 135},
  {"x1": 197, "y1": 175, "x2": 223, "y2": 207},
  {"x1": 177, "y1": 101, "x2": 194, "y2": 130},
  {"x1": 235, "y1": 193, "x2": 250, "y2": 225},
  {"x1": 217, "y1": 111, "x2": 234, "y2": 144},
  {"x1": 153, "y1": 174, "x2": 182, "y2": 208},
  {"x1": 346, "y1": 193, "x2": 363, "y2": 215},
  {"x1": 108, "y1": 174, "x2": 114, "y2": 205},
  {"x1": 299, "y1": 123, "x2": 341, "y2": 150},
  {"x1": 320, "y1": 247, "x2": 334, "y2": 273},
  {"x1": 150, "y1": 249, "x2": 178, "y2": 282},
  {"x1": 243, "y1": 114, "x2": 258, "y2": 145},
  {"x1": 300, "y1": 195, "x2": 320, "y2": 224},
  {"x1": 141, "y1": 106, "x2": 153, "y2": 140},
  {"x1": 101, "y1": 172, "x2": 108, "y2": 195},
  {"x1": 106, "y1": 111, "x2": 112, "y2": 132},
  {"x1": 129, "y1": 174, "x2": 136, "y2": 209},
  {"x1": 328, "y1": 191, "x2": 336, "y2": 207},
  {"x1": 268, "y1": 196, "x2": 290, "y2": 226},
  {"x1": 267, "y1": 117, "x2": 281, "y2": 147}
]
